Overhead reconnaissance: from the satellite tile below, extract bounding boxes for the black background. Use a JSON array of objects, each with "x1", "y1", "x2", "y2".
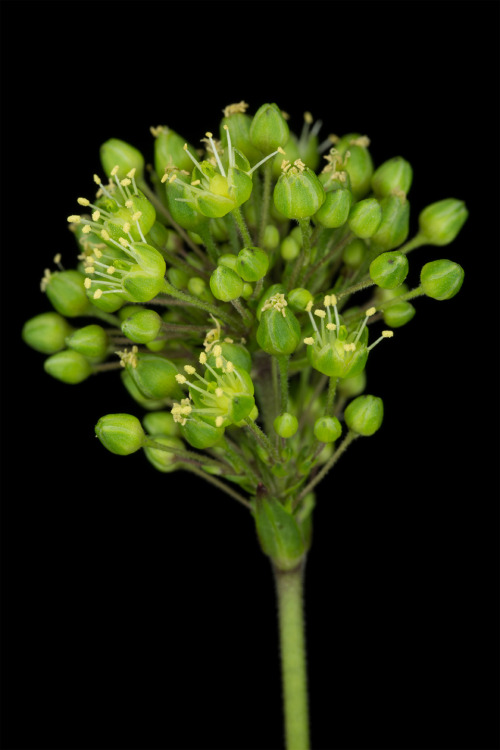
[{"x1": 1, "y1": 2, "x2": 499, "y2": 749}]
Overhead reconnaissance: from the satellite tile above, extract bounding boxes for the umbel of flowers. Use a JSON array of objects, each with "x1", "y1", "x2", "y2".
[{"x1": 23, "y1": 100, "x2": 467, "y2": 750}]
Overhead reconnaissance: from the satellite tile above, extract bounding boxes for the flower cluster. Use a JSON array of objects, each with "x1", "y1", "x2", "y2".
[{"x1": 23, "y1": 101, "x2": 467, "y2": 569}]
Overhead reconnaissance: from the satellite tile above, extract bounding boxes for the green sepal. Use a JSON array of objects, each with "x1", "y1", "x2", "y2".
[
  {"x1": 100, "y1": 138, "x2": 145, "y2": 181},
  {"x1": 382, "y1": 301, "x2": 416, "y2": 327},
  {"x1": 143, "y1": 435, "x2": 184, "y2": 473},
  {"x1": 128, "y1": 353, "x2": 182, "y2": 400},
  {"x1": 348, "y1": 198, "x2": 383, "y2": 238},
  {"x1": 44, "y1": 349, "x2": 93, "y2": 384},
  {"x1": 369, "y1": 250, "x2": 409, "y2": 289},
  {"x1": 344, "y1": 394, "x2": 384, "y2": 436},
  {"x1": 143, "y1": 410, "x2": 180, "y2": 437},
  {"x1": 95, "y1": 413, "x2": 145, "y2": 455},
  {"x1": 66, "y1": 324, "x2": 108, "y2": 359},
  {"x1": 120, "y1": 370, "x2": 168, "y2": 411},
  {"x1": 371, "y1": 156, "x2": 413, "y2": 199},
  {"x1": 314, "y1": 187, "x2": 352, "y2": 228},
  {"x1": 370, "y1": 194, "x2": 410, "y2": 251},
  {"x1": 45, "y1": 270, "x2": 90, "y2": 317},
  {"x1": 420, "y1": 259, "x2": 465, "y2": 300},
  {"x1": 273, "y1": 412, "x2": 298, "y2": 439},
  {"x1": 154, "y1": 127, "x2": 196, "y2": 176},
  {"x1": 273, "y1": 166, "x2": 325, "y2": 220},
  {"x1": 257, "y1": 305, "x2": 301, "y2": 356},
  {"x1": 181, "y1": 415, "x2": 225, "y2": 449},
  {"x1": 210, "y1": 265, "x2": 244, "y2": 301},
  {"x1": 254, "y1": 495, "x2": 306, "y2": 571},
  {"x1": 313, "y1": 416, "x2": 342, "y2": 443},
  {"x1": 417, "y1": 198, "x2": 468, "y2": 246},
  {"x1": 22, "y1": 312, "x2": 74, "y2": 354},
  {"x1": 121, "y1": 309, "x2": 162, "y2": 343},
  {"x1": 249, "y1": 103, "x2": 290, "y2": 153},
  {"x1": 235, "y1": 246, "x2": 269, "y2": 282},
  {"x1": 165, "y1": 172, "x2": 210, "y2": 231},
  {"x1": 335, "y1": 134, "x2": 374, "y2": 199}
]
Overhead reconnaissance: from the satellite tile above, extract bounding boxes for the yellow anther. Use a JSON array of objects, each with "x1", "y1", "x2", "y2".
[
  {"x1": 85, "y1": 267, "x2": 95, "y2": 275},
  {"x1": 382, "y1": 330, "x2": 394, "y2": 338},
  {"x1": 84, "y1": 277, "x2": 92, "y2": 289},
  {"x1": 123, "y1": 222, "x2": 131, "y2": 233},
  {"x1": 225, "y1": 361, "x2": 234, "y2": 373},
  {"x1": 215, "y1": 357, "x2": 223, "y2": 369},
  {"x1": 205, "y1": 131, "x2": 213, "y2": 138},
  {"x1": 330, "y1": 294, "x2": 338, "y2": 306},
  {"x1": 53, "y1": 253, "x2": 62, "y2": 264},
  {"x1": 93, "y1": 174, "x2": 102, "y2": 185},
  {"x1": 304, "y1": 111, "x2": 313, "y2": 124},
  {"x1": 328, "y1": 134, "x2": 339, "y2": 144},
  {"x1": 349, "y1": 135, "x2": 371, "y2": 147},
  {"x1": 324, "y1": 295, "x2": 332, "y2": 307},
  {"x1": 366, "y1": 306, "x2": 376, "y2": 317},
  {"x1": 118, "y1": 237, "x2": 129, "y2": 247},
  {"x1": 215, "y1": 416, "x2": 224, "y2": 428},
  {"x1": 224, "y1": 337, "x2": 234, "y2": 344},
  {"x1": 184, "y1": 365, "x2": 196, "y2": 375},
  {"x1": 77, "y1": 197, "x2": 90, "y2": 206},
  {"x1": 215, "y1": 387, "x2": 224, "y2": 398},
  {"x1": 125, "y1": 199, "x2": 134, "y2": 208},
  {"x1": 92, "y1": 210, "x2": 100, "y2": 221},
  {"x1": 199, "y1": 352, "x2": 207, "y2": 365},
  {"x1": 281, "y1": 159, "x2": 291, "y2": 172},
  {"x1": 82, "y1": 225, "x2": 91, "y2": 234},
  {"x1": 67, "y1": 215, "x2": 81, "y2": 223},
  {"x1": 175, "y1": 374, "x2": 187, "y2": 384},
  {"x1": 183, "y1": 143, "x2": 188, "y2": 150},
  {"x1": 222, "y1": 101, "x2": 248, "y2": 117},
  {"x1": 93, "y1": 289, "x2": 103, "y2": 299},
  {"x1": 101, "y1": 229, "x2": 110, "y2": 240},
  {"x1": 120, "y1": 178, "x2": 131, "y2": 187},
  {"x1": 314, "y1": 309, "x2": 326, "y2": 319},
  {"x1": 326, "y1": 323, "x2": 336, "y2": 331},
  {"x1": 169, "y1": 173, "x2": 177, "y2": 183},
  {"x1": 150, "y1": 125, "x2": 164, "y2": 138},
  {"x1": 94, "y1": 248, "x2": 103, "y2": 258},
  {"x1": 344, "y1": 343, "x2": 356, "y2": 352},
  {"x1": 132, "y1": 211, "x2": 142, "y2": 221},
  {"x1": 304, "y1": 337, "x2": 315, "y2": 345},
  {"x1": 305, "y1": 300, "x2": 313, "y2": 313},
  {"x1": 127, "y1": 168, "x2": 136, "y2": 178},
  {"x1": 293, "y1": 158, "x2": 306, "y2": 171},
  {"x1": 107, "y1": 266, "x2": 116, "y2": 275},
  {"x1": 111, "y1": 165, "x2": 120, "y2": 176},
  {"x1": 160, "y1": 174, "x2": 168, "y2": 183},
  {"x1": 277, "y1": 146, "x2": 286, "y2": 155},
  {"x1": 191, "y1": 179, "x2": 201, "y2": 186},
  {"x1": 213, "y1": 344, "x2": 222, "y2": 357},
  {"x1": 40, "y1": 269, "x2": 52, "y2": 292}
]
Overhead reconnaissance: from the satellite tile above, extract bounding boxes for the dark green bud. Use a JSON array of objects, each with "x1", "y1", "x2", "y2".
[
  {"x1": 418, "y1": 199, "x2": 468, "y2": 246},
  {"x1": 44, "y1": 269, "x2": 90, "y2": 317},
  {"x1": 254, "y1": 495, "x2": 306, "y2": 571},
  {"x1": 280, "y1": 236, "x2": 300, "y2": 261},
  {"x1": 313, "y1": 416, "x2": 342, "y2": 443},
  {"x1": 314, "y1": 187, "x2": 352, "y2": 228},
  {"x1": 274, "y1": 161, "x2": 325, "y2": 220},
  {"x1": 249, "y1": 103, "x2": 289, "y2": 152},
  {"x1": 235, "y1": 246, "x2": 269, "y2": 282},
  {"x1": 210, "y1": 265, "x2": 244, "y2": 301},
  {"x1": 144, "y1": 435, "x2": 184, "y2": 473},
  {"x1": 256, "y1": 293, "x2": 301, "y2": 355},
  {"x1": 382, "y1": 301, "x2": 416, "y2": 327},
  {"x1": 273, "y1": 412, "x2": 298, "y2": 439},
  {"x1": 100, "y1": 138, "x2": 145, "y2": 181},
  {"x1": 66, "y1": 324, "x2": 108, "y2": 359},
  {"x1": 95, "y1": 413, "x2": 145, "y2": 455},
  {"x1": 344, "y1": 394, "x2": 384, "y2": 436},
  {"x1": 121, "y1": 309, "x2": 162, "y2": 343},
  {"x1": 370, "y1": 194, "x2": 410, "y2": 251},
  {"x1": 348, "y1": 198, "x2": 383, "y2": 238},
  {"x1": 370, "y1": 251, "x2": 409, "y2": 289},
  {"x1": 371, "y1": 156, "x2": 413, "y2": 198},
  {"x1": 44, "y1": 349, "x2": 93, "y2": 384},
  {"x1": 22, "y1": 312, "x2": 73, "y2": 354},
  {"x1": 420, "y1": 259, "x2": 465, "y2": 300}
]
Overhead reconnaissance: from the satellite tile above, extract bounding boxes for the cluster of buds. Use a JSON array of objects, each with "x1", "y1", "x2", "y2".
[{"x1": 23, "y1": 101, "x2": 467, "y2": 570}]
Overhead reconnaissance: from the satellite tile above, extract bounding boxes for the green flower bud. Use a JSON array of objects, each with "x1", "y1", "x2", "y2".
[
  {"x1": 371, "y1": 156, "x2": 413, "y2": 198},
  {"x1": 220, "y1": 103, "x2": 263, "y2": 166},
  {"x1": 144, "y1": 435, "x2": 184, "y2": 473},
  {"x1": 382, "y1": 301, "x2": 416, "y2": 327},
  {"x1": 262, "y1": 224, "x2": 280, "y2": 250},
  {"x1": 344, "y1": 394, "x2": 384, "y2": 436},
  {"x1": 153, "y1": 126, "x2": 196, "y2": 176},
  {"x1": 314, "y1": 188, "x2": 352, "y2": 228},
  {"x1": 287, "y1": 288, "x2": 314, "y2": 312},
  {"x1": 420, "y1": 259, "x2": 465, "y2": 300},
  {"x1": 120, "y1": 370, "x2": 167, "y2": 411},
  {"x1": 95, "y1": 413, "x2": 145, "y2": 455},
  {"x1": 254, "y1": 496, "x2": 306, "y2": 571},
  {"x1": 143, "y1": 410, "x2": 180, "y2": 437},
  {"x1": 44, "y1": 349, "x2": 93, "y2": 384},
  {"x1": 167, "y1": 267, "x2": 189, "y2": 289},
  {"x1": 235, "y1": 246, "x2": 269, "y2": 282},
  {"x1": 273, "y1": 412, "x2": 298, "y2": 439},
  {"x1": 120, "y1": 349, "x2": 182, "y2": 400},
  {"x1": 210, "y1": 265, "x2": 244, "y2": 301},
  {"x1": 206, "y1": 340, "x2": 252, "y2": 373},
  {"x1": 121, "y1": 309, "x2": 162, "y2": 343},
  {"x1": 187, "y1": 276, "x2": 214, "y2": 303},
  {"x1": 348, "y1": 198, "x2": 383, "y2": 239},
  {"x1": 43, "y1": 269, "x2": 90, "y2": 317},
  {"x1": 181, "y1": 414, "x2": 225, "y2": 449},
  {"x1": 273, "y1": 159, "x2": 325, "y2": 220},
  {"x1": 218, "y1": 253, "x2": 239, "y2": 272},
  {"x1": 22, "y1": 312, "x2": 73, "y2": 354},
  {"x1": 66, "y1": 324, "x2": 108, "y2": 359},
  {"x1": 256, "y1": 293, "x2": 301, "y2": 355},
  {"x1": 337, "y1": 370, "x2": 366, "y2": 398},
  {"x1": 313, "y1": 416, "x2": 342, "y2": 443},
  {"x1": 335, "y1": 134, "x2": 374, "y2": 199},
  {"x1": 241, "y1": 283, "x2": 253, "y2": 298},
  {"x1": 249, "y1": 103, "x2": 289, "y2": 152},
  {"x1": 342, "y1": 238, "x2": 367, "y2": 270},
  {"x1": 369, "y1": 250, "x2": 409, "y2": 289},
  {"x1": 418, "y1": 199, "x2": 468, "y2": 246},
  {"x1": 280, "y1": 236, "x2": 300, "y2": 261},
  {"x1": 370, "y1": 194, "x2": 410, "y2": 251},
  {"x1": 100, "y1": 138, "x2": 145, "y2": 181}
]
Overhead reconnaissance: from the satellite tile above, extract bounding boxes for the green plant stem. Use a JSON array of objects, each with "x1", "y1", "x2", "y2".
[
  {"x1": 232, "y1": 205, "x2": 253, "y2": 246},
  {"x1": 325, "y1": 376, "x2": 338, "y2": 416},
  {"x1": 294, "y1": 430, "x2": 359, "y2": 506},
  {"x1": 187, "y1": 464, "x2": 253, "y2": 510},
  {"x1": 244, "y1": 418, "x2": 280, "y2": 463},
  {"x1": 273, "y1": 561, "x2": 310, "y2": 750},
  {"x1": 161, "y1": 280, "x2": 241, "y2": 330},
  {"x1": 258, "y1": 161, "x2": 273, "y2": 246},
  {"x1": 277, "y1": 354, "x2": 290, "y2": 413},
  {"x1": 289, "y1": 218, "x2": 312, "y2": 288}
]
